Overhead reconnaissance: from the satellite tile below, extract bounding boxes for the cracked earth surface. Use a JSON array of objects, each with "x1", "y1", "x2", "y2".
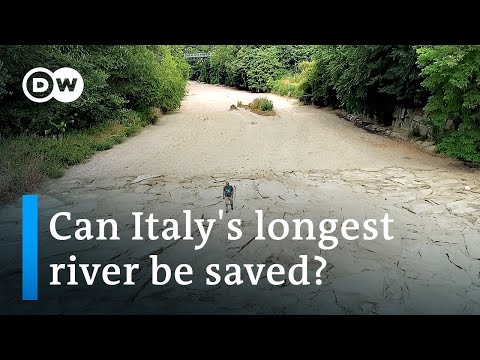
[{"x1": 1, "y1": 82, "x2": 480, "y2": 314}]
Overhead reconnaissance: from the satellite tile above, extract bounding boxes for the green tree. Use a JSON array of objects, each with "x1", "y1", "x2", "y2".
[
  {"x1": 188, "y1": 45, "x2": 307, "y2": 92},
  {"x1": 0, "y1": 45, "x2": 188, "y2": 136},
  {"x1": 417, "y1": 45, "x2": 480, "y2": 130},
  {"x1": 417, "y1": 45, "x2": 480, "y2": 162},
  {"x1": 235, "y1": 46, "x2": 285, "y2": 92},
  {"x1": 275, "y1": 45, "x2": 316, "y2": 71},
  {"x1": 309, "y1": 45, "x2": 426, "y2": 124}
]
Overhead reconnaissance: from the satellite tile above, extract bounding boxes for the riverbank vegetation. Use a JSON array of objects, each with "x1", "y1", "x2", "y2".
[{"x1": 0, "y1": 45, "x2": 189, "y2": 203}]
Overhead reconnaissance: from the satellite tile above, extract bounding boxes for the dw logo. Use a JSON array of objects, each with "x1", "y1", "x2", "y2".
[{"x1": 22, "y1": 67, "x2": 84, "y2": 103}]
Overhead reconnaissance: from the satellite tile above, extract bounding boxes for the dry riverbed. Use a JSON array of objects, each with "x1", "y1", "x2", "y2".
[{"x1": 1, "y1": 82, "x2": 479, "y2": 314}]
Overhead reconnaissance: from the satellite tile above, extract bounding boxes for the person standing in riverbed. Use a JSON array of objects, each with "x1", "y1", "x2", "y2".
[{"x1": 223, "y1": 181, "x2": 235, "y2": 213}]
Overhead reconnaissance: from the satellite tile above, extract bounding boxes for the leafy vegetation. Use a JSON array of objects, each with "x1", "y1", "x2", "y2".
[
  {"x1": 0, "y1": 45, "x2": 188, "y2": 136},
  {"x1": 271, "y1": 60, "x2": 316, "y2": 97},
  {"x1": 237, "y1": 98, "x2": 275, "y2": 116},
  {"x1": 306, "y1": 46, "x2": 428, "y2": 125},
  {"x1": 417, "y1": 45, "x2": 480, "y2": 163},
  {"x1": 188, "y1": 45, "x2": 315, "y2": 92},
  {"x1": 0, "y1": 45, "x2": 189, "y2": 203},
  {"x1": 0, "y1": 108, "x2": 158, "y2": 204},
  {"x1": 435, "y1": 128, "x2": 480, "y2": 163}
]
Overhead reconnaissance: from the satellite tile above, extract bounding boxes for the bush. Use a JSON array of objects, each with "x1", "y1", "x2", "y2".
[
  {"x1": 271, "y1": 73, "x2": 304, "y2": 97},
  {"x1": 250, "y1": 97, "x2": 273, "y2": 111},
  {"x1": 272, "y1": 60, "x2": 316, "y2": 98},
  {"x1": 238, "y1": 97, "x2": 275, "y2": 116},
  {"x1": 0, "y1": 109, "x2": 156, "y2": 204},
  {"x1": 261, "y1": 101, "x2": 273, "y2": 112},
  {"x1": 0, "y1": 45, "x2": 187, "y2": 136},
  {"x1": 436, "y1": 127, "x2": 480, "y2": 163}
]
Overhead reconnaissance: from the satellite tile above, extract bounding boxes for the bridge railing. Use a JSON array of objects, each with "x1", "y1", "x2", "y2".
[{"x1": 184, "y1": 52, "x2": 211, "y2": 60}]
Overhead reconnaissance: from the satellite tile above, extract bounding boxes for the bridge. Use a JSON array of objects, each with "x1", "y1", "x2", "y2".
[{"x1": 184, "y1": 52, "x2": 211, "y2": 61}]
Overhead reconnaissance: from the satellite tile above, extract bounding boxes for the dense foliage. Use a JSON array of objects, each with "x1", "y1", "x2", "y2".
[
  {"x1": 188, "y1": 45, "x2": 315, "y2": 92},
  {"x1": 271, "y1": 60, "x2": 316, "y2": 97},
  {"x1": 305, "y1": 45, "x2": 428, "y2": 124},
  {"x1": 0, "y1": 45, "x2": 189, "y2": 202},
  {"x1": 0, "y1": 45, "x2": 189, "y2": 136},
  {"x1": 417, "y1": 45, "x2": 480, "y2": 163}
]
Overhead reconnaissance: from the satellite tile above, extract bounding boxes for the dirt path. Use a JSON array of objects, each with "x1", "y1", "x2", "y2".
[{"x1": 1, "y1": 82, "x2": 480, "y2": 314}]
